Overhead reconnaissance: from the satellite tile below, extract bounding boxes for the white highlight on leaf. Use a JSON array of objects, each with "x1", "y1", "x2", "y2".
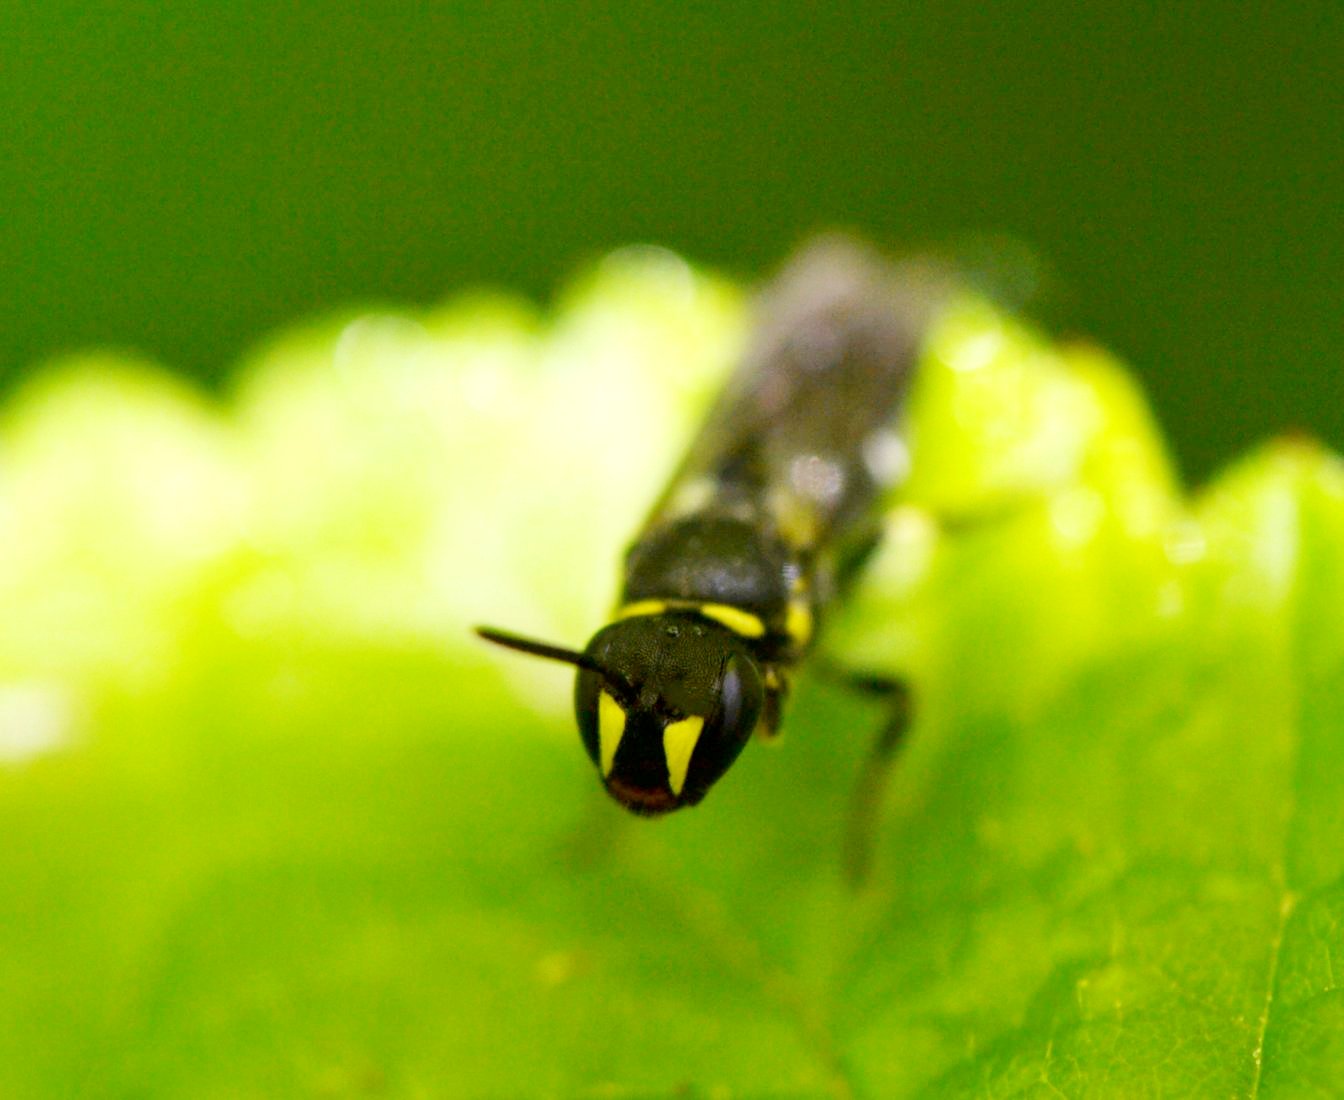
[
  {"x1": 1164, "y1": 521, "x2": 1207, "y2": 565},
  {"x1": 1049, "y1": 488, "x2": 1105, "y2": 547},
  {"x1": 946, "y1": 327, "x2": 1004, "y2": 373},
  {"x1": 0, "y1": 682, "x2": 75, "y2": 765}
]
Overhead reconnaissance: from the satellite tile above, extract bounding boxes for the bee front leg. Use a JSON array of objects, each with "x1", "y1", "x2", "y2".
[{"x1": 756, "y1": 666, "x2": 790, "y2": 742}]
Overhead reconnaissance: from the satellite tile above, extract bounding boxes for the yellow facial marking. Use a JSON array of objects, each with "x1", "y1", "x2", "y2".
[
  {"x1": 785, "y1": 598, "x2": 813, "y2": 645},
  {"x1": 662, "y1": 715, "x2": 706, "y2": 796},
  {"x1": 597, "y1": 691, "x2": 626, "y2": 777},
  {"x1": 617, "y1": 599, "x2": 668, "y2": 620},
  {"x1": 697, "y1": 603, "x2": 767, "y2": 638}
]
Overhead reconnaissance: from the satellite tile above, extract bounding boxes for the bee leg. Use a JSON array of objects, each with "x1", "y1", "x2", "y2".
[
  {"x1": 837, "y1": 673, "x2": 912, "y2": 888},
  {"x1": 756, "y1": 666, "x2": 790, "y2": 742}
]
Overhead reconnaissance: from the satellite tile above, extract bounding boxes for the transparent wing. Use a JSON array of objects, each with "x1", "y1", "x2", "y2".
[{"x1": 646, "y1": 235, "x2": 951, "y2": 551}]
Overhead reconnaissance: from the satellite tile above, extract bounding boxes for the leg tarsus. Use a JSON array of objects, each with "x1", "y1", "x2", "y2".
[{"x1": 843, "y1": 680, "x2": 911, "y2": 888}]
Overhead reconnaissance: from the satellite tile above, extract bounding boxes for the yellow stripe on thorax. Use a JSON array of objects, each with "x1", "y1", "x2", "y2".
[
  {"x1": 616, "y1": 599, "x2": 669, "y2": 620},
  {"x1": 785, "y1": 598, "x2": 813, "y2": 646},
  {"x1": 697, "y1": 603, "x2": 766, "y2": 638},
  {"x1": 616, "y1": 599, "x2": 766, "y2": 639}
]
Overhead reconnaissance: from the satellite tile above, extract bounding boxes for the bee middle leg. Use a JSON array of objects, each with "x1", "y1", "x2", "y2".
[
  {"x1": 844, "y1": 682, "x2": 911, "y2": 887},
  {"x1": 813, "y1": 658, "x2": 913, "y2": 887}
]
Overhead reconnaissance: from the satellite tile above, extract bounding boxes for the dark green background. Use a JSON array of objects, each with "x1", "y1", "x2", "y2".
[{"x1": 2, "y1": 2, "x2": 1338, "y2": 481}]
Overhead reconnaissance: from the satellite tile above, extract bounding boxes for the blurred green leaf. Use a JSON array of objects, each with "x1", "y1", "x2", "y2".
[{"x1": 1, "y1": 250, "x2": 1342, "y2": 1098}]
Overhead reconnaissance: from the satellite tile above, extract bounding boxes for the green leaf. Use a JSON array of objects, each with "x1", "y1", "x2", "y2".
[{"x1": 1, "y1": 248, "x2": 1342, "y2": 1097}]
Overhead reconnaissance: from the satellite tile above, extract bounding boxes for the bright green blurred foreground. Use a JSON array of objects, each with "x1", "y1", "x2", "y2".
[{"x1": 3, "y1": 250, "x2": 1343, "y2": 1098}]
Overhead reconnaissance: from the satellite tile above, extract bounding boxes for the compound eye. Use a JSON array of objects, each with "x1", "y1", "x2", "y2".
[
  {"x1": 716, "y1": 654, "x2": 757, "y2": 744},
  {"x1": 573, "y1": 667, "x2": 604, "y2": 769},
  {"x1": 675, "y1": 652, "x2": 764, "y2": 805}
]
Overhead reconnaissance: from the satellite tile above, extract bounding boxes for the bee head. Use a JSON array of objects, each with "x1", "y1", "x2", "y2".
[
  {"x1": 476, "y1": 612, "x2": 764, "y2": 813},
  {"x1": 574, "y1": 612, "x2": 764, "y2": 813}
]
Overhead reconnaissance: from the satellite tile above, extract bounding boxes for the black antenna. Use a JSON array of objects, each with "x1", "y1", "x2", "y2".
[
  {"x1": 475, "y1": 626, "x2": 590, "y2": 667},
  {"x1": 474, "y1": 625, "x2": 635, "y2": 698}
]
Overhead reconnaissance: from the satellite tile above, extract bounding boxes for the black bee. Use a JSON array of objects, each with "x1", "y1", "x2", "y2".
[{"x1": 479, "y1": 238, "x2": 947, "y2": 870}]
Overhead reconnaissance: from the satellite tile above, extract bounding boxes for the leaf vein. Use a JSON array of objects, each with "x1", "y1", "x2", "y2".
[{"x1": 1247, "y1": 890, "x2": 1298, "y2": 1099}]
